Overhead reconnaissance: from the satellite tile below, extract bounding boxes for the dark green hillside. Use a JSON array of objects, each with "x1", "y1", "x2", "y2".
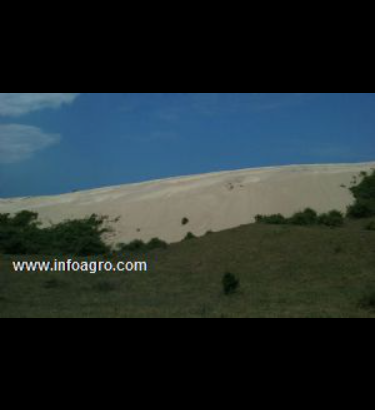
[{"x1": 0, "y1": 218, "x2": 374, "y2": 318}]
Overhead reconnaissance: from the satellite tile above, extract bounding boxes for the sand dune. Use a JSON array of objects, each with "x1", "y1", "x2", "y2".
[{"x1": 0, "y1": 163, "x2": 374, "y2": 244}]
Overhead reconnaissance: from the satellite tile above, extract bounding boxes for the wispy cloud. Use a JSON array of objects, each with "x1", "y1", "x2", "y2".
[
  {"x1": 0, "y1": 124, "x2": 60, "y2": 164},
  {"x1": 0, "y1": 93, "x2": 80, "y2": 116},
  {"x1": 0, "y1": 93, "x2": 80, "y2": 163}
]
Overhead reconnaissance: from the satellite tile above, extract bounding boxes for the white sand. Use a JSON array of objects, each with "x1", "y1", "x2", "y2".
[{"x1": 0, "y1": 163, "x2": 374, "y2": 245}]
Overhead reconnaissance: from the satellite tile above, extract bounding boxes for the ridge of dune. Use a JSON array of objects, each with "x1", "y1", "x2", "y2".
[{"x1": 0, "y1": 162, "x2": 374, "y2": 244}]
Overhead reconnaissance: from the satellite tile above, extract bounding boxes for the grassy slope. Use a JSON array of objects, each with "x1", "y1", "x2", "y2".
[{"x1": 0, "y1": 219, "x2": 374, "y2": 318}]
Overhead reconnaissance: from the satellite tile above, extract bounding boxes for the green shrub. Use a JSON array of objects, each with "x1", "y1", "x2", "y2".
[
  {"x1": 318, "y1": 210, "x2": 344, "y2": 227},
  {"x1": 0, "y1": 212, "x2": 110, "y2": 256},
  {"x1": 46, "y1": 215, "x2": 110, "y2": 256},
  {"x1": 4, "y1": 237, "x2": 29, "y2": 255},
  {"x1": 182, "y1": 217, "x2": 189, "y2": 226},
  {"x1": 255, "y1": 214, "x2": 287, "y2": 225},
  {"x1": 116, "y1": 238, "x2": 168, "y2": 253},
  {"x1": 147, "y1": 238, "x2": 168, "y2": 250},
  {"x1": 351, "y1": 171, "x2": 374, "y2": 199},
  {"x1": 289, "y1": 208, "x2": 318, "y2": 226},
  {"x1": 184, "y1": 232, "x2": 196, "y2": 241},
  {"x1": 0, "y1": 213, "x2": 10, "y2": 225},
  {"x1": 222, "y1": 272, "x2": 240, "y2": 295},
  {"x1": 347, "y1": 200, "x2": 375, "y2": 218},
  {"x1": 11, "y1": 211, "x2": 39, "y2": 228},
  {"x1": 348, "y1": 171, "x2": 375, "y2": 218},
  {"x1": 255, "y1": 208, "x2": 346, "y2": 228},
  {"x1": 117, "y1": 240, "x2": 146, "y2": 252}
]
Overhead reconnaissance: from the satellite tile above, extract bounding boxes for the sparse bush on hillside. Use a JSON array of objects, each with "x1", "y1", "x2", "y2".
[
  {"x1": 254, "y1": 171, "x2": 375, "y2": 227},
  {"x1": 222, "y1": 272, "x2": 240, "y2": 295},
  {"x1": 117, "y1": 240, "x2": 146, "y2": 252},
  {"x1": 182, "y1": 217, "x2": 189, "y2": 226},
  {"x1": 255, "y1": 209, "x2": 345, "y2": 228},
  {"x1": 47, "y1": 215, "x2": 110, "y2": 256},
  {"x1": 256, "y1": 209, "x2": 320, "y2": 226},
  {"x1": 347, "y1": 200, "x2": 375, "y2": 218},
  {"x1": 318, "y1": 210, "x2": 344, "y2": 228},
  {"x1": 116, "y1": 237, "x2": 168, "y2": 253},
  {"x1": 289, "y1": 208, "x2": 318, "y2": 226},
  {"x1": 347, "y1": 171, "x2": 375, "y2": 218},
  {"x1": 0, "y1": 212, "x2": 110, "y2": 256},
  {"x1": 11, "y1": 211, "x2": 40, "y2": 228},
  {"x1": 255, "y1": 214, "x2": 287, "y2": 225},
  {"x1": 184, "y1": 232, "x2": 196, "y2": 241},
  {"x1": 146, "y1": 238, "x2": 168, "y2": 250}
]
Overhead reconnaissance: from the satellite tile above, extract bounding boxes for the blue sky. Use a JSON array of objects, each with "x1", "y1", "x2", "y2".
[{"x1": 0, "y1": 93, "x2": 375, "y2": 197}]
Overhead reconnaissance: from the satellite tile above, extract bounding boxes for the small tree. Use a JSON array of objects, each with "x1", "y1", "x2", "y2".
[
  {"x1": 289, "y1": 208, "x2": 318, "y2": 226},
  {"x1": 347, "y1": 171, "x2": 375, "y2": 218},
  {"x1": 11, "y1": 211, "x2": 39, "y2": 228},
  {"x1": 222, "y1": 272, "x2": 240, "y2": 295},
  {"x1": 117, "y1": 240, "x2": 146, "y2": 252},
  {"x1": 255, "y1": 214, "x2": 287, "y2": 225},
  {"x1": 347, "y1": 201, "x2": 374, "y2": 218},
  {"x1": 147, "y1": 238, "x2": 168, "y2": 250},
  {"x1": 184, "y1": 232, "x2": 196, "y2": 241},
  {"x1": 318, "y1": 210, "x2": 344, "y2": 228}
]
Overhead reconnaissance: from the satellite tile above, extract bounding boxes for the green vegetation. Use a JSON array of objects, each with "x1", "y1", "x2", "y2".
[
  {"x1": 317, "y1": 211, "x2": 344, "y2": 228},
  {"x1": 44, "y1": 279, "x2": 62, "y2": 290},
  {"x1": 147, "y1": 238, "x2": 169, "y2": 250},
  {"x1": 184, "y1": 232, "x2": 196, "y2": 240},
  {"x1": 116, "y1": 238, "x2": 168, "y2": 253},
  {"x1": 117, "y1": 240, "x2": 145, "y2": 252},
  {"x1": 255, "y1": 214, "x2": 287, "y2": 225},
  {"x1": 256, "y1": 171, "x2": 375, "y2": 227},
  {"x1": 182, "y1": 217, "x2": 189, "y2": 226},
  {"x1": 290, "y1": 208, "x2": 319, "y2": 226},
  {"x1": 347, "y1": 170, "x2": 375, "y2": 218},
  {"x1": 256, "y1": 209, "x2": 344, "y2": 228},
  {"x1": 222, "y1": 272, "x2": 240, "y2": 295},
  {"x1": 0, "y1": 218, "x2": 374, "y2": 318},
  {"x1": 0, "y1": 212, "x2": 110, "y2": 256},
  {"x1": 0, "y1": 212, "x2": 170, "y2": 257}
]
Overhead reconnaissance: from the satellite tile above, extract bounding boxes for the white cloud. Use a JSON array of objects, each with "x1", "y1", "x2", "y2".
[
  {"x1": 0, "y1": 93, "x2": 80, "y2": 116},
  {"x1": 0, "y1": 124, "x2": 60, "y2": 163}
]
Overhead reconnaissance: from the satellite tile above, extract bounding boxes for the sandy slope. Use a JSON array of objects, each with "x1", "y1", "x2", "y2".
[{"x1": 0, "y1": 163, "x2": 374, "y2": 244}]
